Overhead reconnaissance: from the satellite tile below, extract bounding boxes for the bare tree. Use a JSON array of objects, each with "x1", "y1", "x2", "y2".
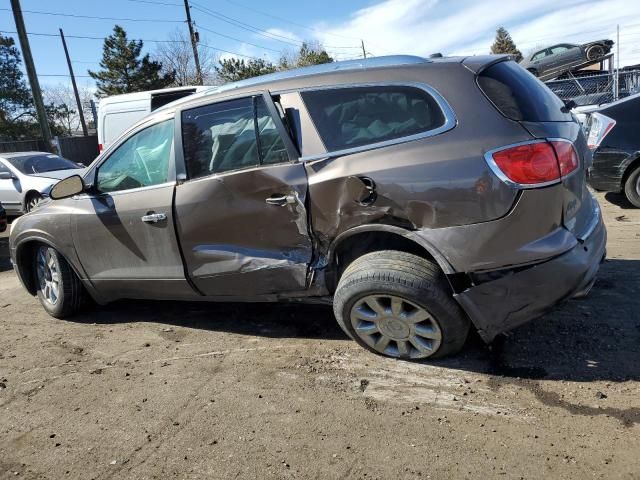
[
  {"x1": 43, "y1": 83, "x2": 96, "y2": 136},
  {"x1": 154, "y1": 29, "x2": 218, "y2": 86}
]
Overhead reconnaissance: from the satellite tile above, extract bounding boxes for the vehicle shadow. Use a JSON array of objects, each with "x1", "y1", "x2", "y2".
[
  {"x1": 72, "y1": 300, "x2": 347, "y2": 341},
  {"x1": 434, "y1": 259, "x2": 640, "y2": 384},
  {"x1": 65, "y1": 259, "x2": 640, "y2": 385},
  {"x1": 0, "y1": 216, "x2": 16, "y2": 273},
  {"x1": 604, "y1": 192, "x2": 637, "y2": 209}
]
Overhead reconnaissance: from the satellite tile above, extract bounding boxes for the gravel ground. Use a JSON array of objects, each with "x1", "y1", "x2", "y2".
[{"x1": 0, "y1": 191, "x2": 639, "y2": 479}]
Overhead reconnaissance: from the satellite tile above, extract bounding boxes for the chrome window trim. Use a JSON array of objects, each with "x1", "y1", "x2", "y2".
[
  {"x1": 287, "y1": 82, "x2": 457, "y2": 162},
  {"x1": 73, "y1": 181, "x2": 176, "y2": 200},
  {"x1": 483, "y1": 138, "x2": 579, "y2": 190}
]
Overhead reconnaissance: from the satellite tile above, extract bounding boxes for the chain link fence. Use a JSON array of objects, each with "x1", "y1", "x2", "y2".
[{"x1": 545, "y1": 69, "x2": 640, "y2": 107}]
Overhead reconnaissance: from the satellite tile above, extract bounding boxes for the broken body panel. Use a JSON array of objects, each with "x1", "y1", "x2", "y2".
[{"x1": 9, "y1": 55, "x2": 606, "y2": 342}]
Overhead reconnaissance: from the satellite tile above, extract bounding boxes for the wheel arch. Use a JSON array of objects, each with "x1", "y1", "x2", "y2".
[
  {"x1": 325, "y1": 225, "x2": 458, "y2": 293},
  {"x1": 14, "y1": 237, "x2": 84, "y2": 296},
  {"x1": 621, "y1": 155, "x2": 640, "y2": 187}
]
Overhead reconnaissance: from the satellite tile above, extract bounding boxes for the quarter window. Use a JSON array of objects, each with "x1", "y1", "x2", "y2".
[
  {"x1": 96, "y1": 119, "x2": 174, "y2": 193},
  {"x1": 181, "y1": 96, "x2": 289, "y2": 180},
  {"x1": 300, "y1": 86, "x2": 447, "y2": 152}
]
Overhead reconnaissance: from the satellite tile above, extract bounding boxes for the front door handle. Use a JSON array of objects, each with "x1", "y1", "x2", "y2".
[
  {"x1": 141, "y1": 212, "x2": 167, "y2": 223},
  {"x1": 265, "y1": 193, "x2": 297, "y2": 206}
]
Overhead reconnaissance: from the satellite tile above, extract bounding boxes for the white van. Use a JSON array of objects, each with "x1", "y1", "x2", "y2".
[{"x1": 97, "y1": 86, "x2": 211, "y2": 152}]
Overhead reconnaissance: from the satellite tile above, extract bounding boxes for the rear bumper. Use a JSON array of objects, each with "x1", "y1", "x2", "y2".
[{"x1": 454, "y1": 207, "x2": 607, "y2": 342}]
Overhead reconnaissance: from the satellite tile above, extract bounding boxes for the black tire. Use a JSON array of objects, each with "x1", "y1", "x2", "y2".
[
  {"x1": 25, "y1": 192, "x2": 42, "y2": 212},
  {"x1": 623, "y1": 165, "x2": 640, "y2": 208},
  {"x1": 527, "y1": 68, "x2": 538, "y2": 77},
  {"x1": 586, "y1": 45, "x2": 604, "y2": 61},
  {"x1": 333, "y1": 250, "x2": 470, "y2": 360},
  {"x1": 33, "y1": 244, "x2": 87, "y2": 318}
]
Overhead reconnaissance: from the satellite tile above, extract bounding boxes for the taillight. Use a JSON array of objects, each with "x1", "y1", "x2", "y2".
[
  {"x1": 487, "y1": 140, "x2": 579, "y2": 187},
  {"x1": 586, "y1": 112, "x2": 615, "y2": 150},
  {"x1": 550, "y1": 140, "x2": 579, "y2": 176},
  {"x1": 98, "y1": 143, "x2": 104, "y2": 152}
]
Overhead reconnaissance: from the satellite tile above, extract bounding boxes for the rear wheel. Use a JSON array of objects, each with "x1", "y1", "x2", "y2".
[
  {"x1": 623, "y1": 165, "x2": 640, "y2": 208},
  {"x1": 25, "y1": 192, "x2": 42, "y2": 212},
  {"x1": 333, "y1": 251, "x2": 470, "y2": 360},
  {"x1": 586, "y1": 44, "x2": 605, "y2": 61},
  {"x1": 34, "y1": 244, "x2": 87, "y2": 318}
]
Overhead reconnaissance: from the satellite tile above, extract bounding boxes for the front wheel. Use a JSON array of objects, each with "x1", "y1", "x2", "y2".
[
  {"x1": 25, "y1": 192, "x2": 42, "y2": 212},
  {"x1": 333, "y1": 251, "x2": 470, "y2": 360},
  {"x1": 34, "y1": 244, "x2": 87, "y2": 318},
  {"x1": 624, "y1": 165, "x2": 640, "y2": 208}
]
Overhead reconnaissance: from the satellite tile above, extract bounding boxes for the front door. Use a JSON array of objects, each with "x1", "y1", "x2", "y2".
[
  {"x1": 72, "y1": 115, "x2": 193, "y2": 300},
  {"x1": 174, "y1": 93, "x2": 313, "y2": 297}
]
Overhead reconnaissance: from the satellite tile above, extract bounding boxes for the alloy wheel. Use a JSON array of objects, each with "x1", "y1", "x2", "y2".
[
  {"x1": 27, "y1": 195, "x2": 41, "y2": 212},
  {"x1": 36, "y1": 246, "x2": 60, "y2": 305},
  {"x1": 349, "y1": 294, "x2": 442, "y2": 359}
]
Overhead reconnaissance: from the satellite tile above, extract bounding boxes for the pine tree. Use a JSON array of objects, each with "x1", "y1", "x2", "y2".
[
  {"x1": 214, "y1": 58, "x2": 277, "y2": 83},
  {"x1": 89, "y1": 25, "x2": 175, "y2": 97},
  {"x1": 0, "y1": 34, "x2": 33, "y2": 138},
  {"x1": 490, "y1": 27, "x2": 523, "y2": 62}
]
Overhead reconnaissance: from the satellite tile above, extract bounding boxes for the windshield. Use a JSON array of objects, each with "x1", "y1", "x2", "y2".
[{"x1": 6, "y1": 154, "x2": 80, "y2": 174}]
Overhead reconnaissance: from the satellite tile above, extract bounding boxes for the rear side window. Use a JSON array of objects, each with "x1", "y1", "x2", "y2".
[
  {"x1": 477, "y1": 61, "x2": 572, "y2": 122},
  {"x1": 301, "y1": 86, "x2": 446, "y2": 152}
]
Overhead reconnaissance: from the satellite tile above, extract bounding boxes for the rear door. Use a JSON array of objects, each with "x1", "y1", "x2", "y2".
[{"x1": 174, "y1": 92, "x2": 312, "y2": 296}]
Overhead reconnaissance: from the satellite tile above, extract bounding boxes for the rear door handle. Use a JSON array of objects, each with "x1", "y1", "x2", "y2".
[
  {"x1": 265, "y1": 193, "x2": 297, "y2": 206},
  {"x1": 141, "y1": 212, "x2": 167, "y2": 223}
]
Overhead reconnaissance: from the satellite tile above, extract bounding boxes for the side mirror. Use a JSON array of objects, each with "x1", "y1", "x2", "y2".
[
  {"x1": 50, "y1": 175, "x2": 85, "y2": 200},
  {"x1": 0, "y1": 171, "x2": 15, "y2": 180}
]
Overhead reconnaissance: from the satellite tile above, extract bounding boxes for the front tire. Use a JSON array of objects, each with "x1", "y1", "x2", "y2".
[
  {"x1": 333, "y1": 251, "x2": 470, "y2": 360},
  {"x1": 34, "y1": 245, "x2": 87, "y2": 318},
  {"x1": 25, "y1": 192, "x2": 42, "y2": 212},
  {"x1": 623, "y1": 165, "x2": 640, "y2": 208}
]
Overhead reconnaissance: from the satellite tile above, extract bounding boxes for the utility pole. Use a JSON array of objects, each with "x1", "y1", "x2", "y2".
[
  {"x1": 59, "y1": 29, "x2": 88, "y2": 136},
  {"x1": 10, "y1": 0, "x2": 52, "y2": 148},
  {"x1": 361, "y1": 39, "x2": 367, "y2": 59},
  {"x1": 183, "y1": 0, "x2": 203, "y2": 85}
]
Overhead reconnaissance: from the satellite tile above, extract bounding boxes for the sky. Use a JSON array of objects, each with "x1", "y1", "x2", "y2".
[{"x1": 2, "y1": 0, "x2": 640, "y2": 91}]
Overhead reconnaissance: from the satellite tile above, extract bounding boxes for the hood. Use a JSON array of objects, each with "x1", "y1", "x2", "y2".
[{"x1": 29, "y1": 168, "x2": 85, "y2": 180}]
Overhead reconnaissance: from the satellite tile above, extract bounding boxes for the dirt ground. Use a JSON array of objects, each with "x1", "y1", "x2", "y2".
[{"x1": 0, "y1": 191, "x2": 639, "y2": 480}]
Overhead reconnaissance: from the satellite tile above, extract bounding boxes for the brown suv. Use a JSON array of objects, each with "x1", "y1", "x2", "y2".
[{"x1": 9, "y1": 55, "x2": 606, "y2": 360}]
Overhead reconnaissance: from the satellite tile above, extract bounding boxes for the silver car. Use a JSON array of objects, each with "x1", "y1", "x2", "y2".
[{"x1": 0, "y1": 152, "x2": 85, "y2": 214}]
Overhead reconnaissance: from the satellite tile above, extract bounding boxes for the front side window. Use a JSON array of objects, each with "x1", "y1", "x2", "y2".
[
  {"x1": 181, "y1": 96, "x2": 288, "y2": 180},
  {"x1": 96, "y1": 119, "x2": 174, "y2": 193},
  {"x1": 300, "y1": 85, "x2": 447, "y2": 152},
  {"x1": 531, "y1": 50, "x2": 547, "y2": 61}
]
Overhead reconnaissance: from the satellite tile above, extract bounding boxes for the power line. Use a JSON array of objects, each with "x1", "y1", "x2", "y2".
[
  {"x1": 125, "y1": 0, "x2": 183, "y2": 6},
  {"x1": 218, "y1": 0, "x2": 362, "y2": 41},
  {"x1": 191, "y1": 2, "x2": 361, "y2": 50},
  {"x1": 0, "y1": 30, "x2": 263, "y2": 60},
  {"x1": 196, "y1": 24, "x2": 282, "y2": 53},
  {"x1": 0, "y1": 7, "x2": 183, "y2": 23}
]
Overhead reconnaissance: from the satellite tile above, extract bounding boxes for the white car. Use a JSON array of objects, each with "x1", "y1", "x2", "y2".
[{"x1": 0, "y1": 152, "x2": 85, "y2": 214}]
